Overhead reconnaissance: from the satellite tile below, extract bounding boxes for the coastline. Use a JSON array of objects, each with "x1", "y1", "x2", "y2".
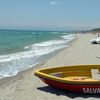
[
  {"x1": 0, "y1": 34, "x2": 76, "y2": 86},
  {"x1": 0, "y1": 32, "x2": 75, "y2": 80},
  {"x1": 0, "y1": 33, "x2": 100, "y2": 100}
]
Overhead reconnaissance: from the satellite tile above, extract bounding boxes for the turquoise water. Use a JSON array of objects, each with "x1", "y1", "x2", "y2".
[
  {"x1": 0, "y1": 30, "x2": 65, "y2": 55},
  {"x1": 0, "y1": 30, "x2": 75, "y2": 79}
]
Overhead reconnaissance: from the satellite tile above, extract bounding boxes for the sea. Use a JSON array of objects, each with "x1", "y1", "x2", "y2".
[{"x1": 0, "y1": 29, "x2": 75, "y2": 79}]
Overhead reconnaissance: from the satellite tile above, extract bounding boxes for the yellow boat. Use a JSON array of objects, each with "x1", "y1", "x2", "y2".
[{"x1": 34, "y1": 65, "x2": 100, "y2": 94}]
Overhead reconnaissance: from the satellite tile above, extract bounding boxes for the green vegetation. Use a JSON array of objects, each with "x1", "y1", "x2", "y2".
[{"x1": 91, "y1": 28, "x2": 100, "y2": 32}]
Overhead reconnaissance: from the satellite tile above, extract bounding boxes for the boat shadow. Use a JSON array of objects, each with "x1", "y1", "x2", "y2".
[{"x1": 37, "y1": 86, "x2": 100, "y2": 99}]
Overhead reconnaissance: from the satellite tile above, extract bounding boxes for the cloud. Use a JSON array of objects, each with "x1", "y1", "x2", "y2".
[
  {"x1": 50, "y1": 0, "x2": 60, "y2": 5},
  {"x1": 50, "y1": 1, "x2": 56, "y2": 5}
]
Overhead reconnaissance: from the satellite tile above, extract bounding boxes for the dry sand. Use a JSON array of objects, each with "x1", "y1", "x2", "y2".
[{"x1": 0, "y1": 33, "x2": 100, "y2": 100}]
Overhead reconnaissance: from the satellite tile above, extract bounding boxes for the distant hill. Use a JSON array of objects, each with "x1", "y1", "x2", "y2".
[{"x1": 91, "y1": 28, "x2": 100, "y2": 32}]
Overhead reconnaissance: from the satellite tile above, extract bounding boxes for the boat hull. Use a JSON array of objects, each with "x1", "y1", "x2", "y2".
[
  {"x1": 40, "y1": 77, "x2": 100, "y2": 94},
  {"x1": 34, "y1": 65, "x2": 100, "y2": 94}
]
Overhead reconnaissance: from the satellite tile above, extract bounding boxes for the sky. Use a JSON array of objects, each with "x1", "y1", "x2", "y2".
[{"x1": 0, "y1": 0, "x2": 100, "y2": 30}]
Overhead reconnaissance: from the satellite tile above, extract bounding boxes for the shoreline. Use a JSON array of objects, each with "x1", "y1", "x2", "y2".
[
  {"x1": 0, "y1": 33, "x2": 76, "y2": 82},
  {"x1": 0, "y1": 33, "x2": 100, "y2": 100},
  {"x1": 0, "y1": 33, "x2": 76, "y2": 80}
]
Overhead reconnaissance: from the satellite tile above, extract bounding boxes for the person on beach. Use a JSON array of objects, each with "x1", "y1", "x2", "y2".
[
  {"x1": 97, "y1": 33, "x2": 100, "y2": 37},
  {"x1": 93, "y1": 32, "x2": 96, "y2": 35}
]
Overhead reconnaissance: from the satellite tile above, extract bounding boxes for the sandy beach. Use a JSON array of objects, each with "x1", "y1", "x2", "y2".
[{"x1": 0, "y1": 33, "x2": 100, "y2": 100}]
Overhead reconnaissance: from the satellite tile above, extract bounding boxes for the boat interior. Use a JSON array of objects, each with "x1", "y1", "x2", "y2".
[{"x1": 39, "y1": 65, "x2": 100, "y2": 82}]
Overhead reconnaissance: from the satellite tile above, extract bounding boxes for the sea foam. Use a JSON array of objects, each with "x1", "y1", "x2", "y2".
[{"x1": 0, "y1": 34, "x2": 75, "y2": 79}]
